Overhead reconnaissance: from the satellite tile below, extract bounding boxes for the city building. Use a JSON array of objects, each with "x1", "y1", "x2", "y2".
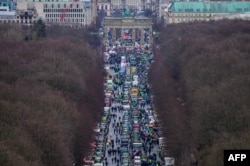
[
  {"x1": 110, "y1": 0, "x2": 156, "y2": 11},
  {"x1": 167, "y1": 1, "x2": 250, "y2": 24},
  {"x1": 16, "y1": 0, "x2": 94, "y2": 26},
  {"x1": 158, "y1": 0, "x2": 168, "y2": 19},
  {"x1": 1, "y1": 0, "x2": 161, "y2": 26},
  {"x1": 97, "y1": 0, "x2": 111, "y2": 16},
  {"x1": 0, "y1": 0, "x2": 17, "y2": 23}
]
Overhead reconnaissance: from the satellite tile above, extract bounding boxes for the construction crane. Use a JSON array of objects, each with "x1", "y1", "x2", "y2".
[{"x1": 60, "y1": 0, "x2": 79, "y2": 22}]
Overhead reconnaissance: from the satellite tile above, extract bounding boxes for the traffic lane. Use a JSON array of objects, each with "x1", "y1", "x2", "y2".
[
  {"x1": 104, "y1": 89, "x2": 124, "y2": 165},
  {"x1": 104, "y1": 50, "x2": 162, "y2": 164}
]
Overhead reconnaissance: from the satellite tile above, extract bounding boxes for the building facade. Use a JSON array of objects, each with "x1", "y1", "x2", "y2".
[
  {"x1": 16, "y1": 0, "x2": 93, "y2": 26},
  {"x1": 0, "y1": 0, "x2": 18, "y2": 23},
  {"x1": 97, "y1": 0, "x2": 111, "y2": 16},
  {"x1": 104, "y1": 16, "x2": 153, "y2": 44},
  {"x1": 158, "y1": 0, "x2": 168, "y2": 19},
  {"x1": 110, "y1": 0, "x2": 156, "y2": 11},
  {"x1": 167, "y1": 1, "x2": 250, "y2": 24}
]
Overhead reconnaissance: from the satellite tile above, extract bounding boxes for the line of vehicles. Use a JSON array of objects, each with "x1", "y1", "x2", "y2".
[{"x1": 83, "y1": 37, "x2": 174, "y2": 165}]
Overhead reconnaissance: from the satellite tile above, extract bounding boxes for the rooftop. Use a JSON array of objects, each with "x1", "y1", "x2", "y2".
[{"x1": 169, "y1": 1, "x2": 250, "y2": 13}]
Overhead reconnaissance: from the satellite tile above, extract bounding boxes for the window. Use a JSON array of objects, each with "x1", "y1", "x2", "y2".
[
  {"x1": 77, "y1": 4, "x2": 79, "y2": 8},
  {"x1": 237, "y1": 8, "x2": 242, "y2": 12},
  {"x1": 58, "y1": 4, "x2": 60, "y2": 8},
  {"x1": 105, "y1": 5, "x2": 107, "y2": 10}
]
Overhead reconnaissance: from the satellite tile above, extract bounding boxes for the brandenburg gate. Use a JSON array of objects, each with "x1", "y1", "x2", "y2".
[{"x1": 104, "y1": 16, "x2": 153, "y2": 45}]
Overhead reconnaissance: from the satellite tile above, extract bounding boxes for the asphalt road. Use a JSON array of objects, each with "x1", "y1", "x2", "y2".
[{"x1": 100, "y1": 46, "x2": 164, "y2": 166}]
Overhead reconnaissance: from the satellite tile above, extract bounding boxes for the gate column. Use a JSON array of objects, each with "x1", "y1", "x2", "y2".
[
  {"x1": 132, "y1": 28, "x2": 136, "y2": 41},
  {"x1": 148, "y1": 27, "x2": 152, "y2": 44},
  {"x1": 141, "y1": 28, "x2": 144, "y2": 45},
  {"x1": 121, "y1": 28, "x2": 124, "y2": 40},
  {"x1": 112, "y1": 28, "x2": 116, "y2": 42}
]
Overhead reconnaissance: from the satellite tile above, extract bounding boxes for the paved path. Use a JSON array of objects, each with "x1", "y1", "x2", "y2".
[{"x1": 91, "y1": 43, "x2": 165, "y2": 166}]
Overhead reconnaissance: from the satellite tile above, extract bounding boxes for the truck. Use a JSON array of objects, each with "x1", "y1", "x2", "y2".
[
  {"x1": 132, "y1": 80, "x2": 138, "y2": 86},
  {"x1": 126, "y1": 62, "x2": 131, "y2": 75},
  {"x1": 132, "y1": 75, "x2": 139, "y2": 86},
  {"x1": 131, "y1": 66, "x2": 137, "y2": 74},
  {"x1": 106, "y1": 79, "x2": 113, "y2": 89},
  {"x1": 131, "y1": 88, "x2": 139, "y2": 95},
  {"x1": 164, "y1": 157, "x2": 175, "y2": 166},
  {"x1": 159, "y1": 137, "x2": 166, "y2": 149},
  {"x1": 103, "y1": 52, "x2": 110, "y2": 63},
  {"x1": 104, "y1": 65, "x2": 110, "y2": 80},
  {"x1": 93, "y1": 163, "x2": 103, "y2": 166},
  {"x1": 119, "y1": 65, "x2": 126, "y2": 75},
  {"x1": 133, "y1": 75, "x2": 139, "y2": 81},
  {"x1": 121, "y1": 56, "x2": 126, "y2": 62}
]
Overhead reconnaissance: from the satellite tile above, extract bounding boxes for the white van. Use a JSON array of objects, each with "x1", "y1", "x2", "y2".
[
  {"x1": 121, "y1": 56, "x2": 126, "y2": 60},
  {"x1": 93, "y1": 163, "x2": 103, "y2": 166},
  {"x1": 164, "y1": 157, "x2": 175, "y2": 166},
  {"x1": 106, "y1": 79, "x2": 113, "y2": 88},
  {"x1": 132, "y1": 80, "x2": 138, "y2": 86},
  {"x1": 105, "y1": 91, "x2": 112, "y2": 98},
  {"x1": 104, "y1": 107, "x2": 110, "y2": 112},
  {"x1": 159, "y1": 137, "x2": 166, "y2": 148},
  {"x1": 134, "y1": 156, "x2": 141, "y2": 166},
  {"x1": 133, "y1": 75, "x2": 139, "y2": 81},
  {"x1": 123, "y1": 105, "x2": 130, "y2": 110}
]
